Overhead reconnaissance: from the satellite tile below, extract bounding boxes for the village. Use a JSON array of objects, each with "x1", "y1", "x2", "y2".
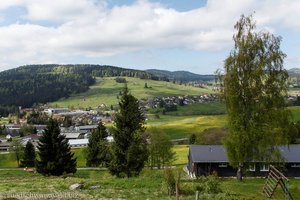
[{"x1": 0, "y1": 94, "x2": 220, "y2": 152}]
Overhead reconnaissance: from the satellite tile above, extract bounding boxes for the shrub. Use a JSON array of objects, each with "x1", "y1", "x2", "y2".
[{"x1": 164, "y1": 168, "x2": 176, "y2": 196}]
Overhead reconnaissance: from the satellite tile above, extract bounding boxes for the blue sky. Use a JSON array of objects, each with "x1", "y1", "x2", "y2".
[{"x1": 0, "y1": 0, "x2": 299, "y2": 74}]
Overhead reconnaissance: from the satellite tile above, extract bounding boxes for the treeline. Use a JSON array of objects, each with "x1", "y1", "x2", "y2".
[{"x1": 0, "y1": 72, "x2": 94, "y2": 107}]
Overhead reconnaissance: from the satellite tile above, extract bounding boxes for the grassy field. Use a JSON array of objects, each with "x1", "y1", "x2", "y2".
[
  {"x1": 52, "y1": 77, "x2": 213, "y2": 108},
  {"x1": 150, "y1": 102, "x2": 226, "y2": 116},
  {"x1": 289, "y1": 106, "x2": 300, "y2": 121},
  {"x1": 147, "y1": 114, "x2": 226, "y2": 139},
  {"x1": 0, "y1": 145, "x2": 189, "y2": 168},
  {"x1": 0, "y1": 168, "x2": 298, "y2": 199}
]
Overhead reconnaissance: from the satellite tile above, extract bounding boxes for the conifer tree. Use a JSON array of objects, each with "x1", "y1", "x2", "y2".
[
  {"x1": 109, "y1": 86, "x2": 148, "y2": 177},
  {"x1": 20, "y1": 141, "x2": 36, "y2": 167},
  {"x1": 36, "y1": 119, "x2": 77, "y2": 176},
  {"x1": 86, "y1": 122, "x2": 110, "y2": 167}
]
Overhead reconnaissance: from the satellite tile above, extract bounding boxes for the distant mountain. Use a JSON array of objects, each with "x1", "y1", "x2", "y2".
[
  {"x1": 146, "y1": 69, "x2": 215, "y2": 82},
  {"x1": 288, "y1": 68, "x2": 300, "y2": 76}
]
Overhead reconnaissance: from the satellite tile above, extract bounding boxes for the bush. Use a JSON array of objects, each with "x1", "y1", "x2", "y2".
[
  {"x1": 197, "y1": 128, "x2": 227, "y2": 145},
  {"x1": 164, "y1": 168, "x2": 176, "y2": 196},
  {"x1": 115, "y1": 77, "x2": 127, "y2": 83},
  {"x1": 204, "y1": 175, "x2": 222, "y2": 194}
]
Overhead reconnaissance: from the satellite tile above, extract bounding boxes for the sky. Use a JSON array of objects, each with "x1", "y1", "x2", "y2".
[{"x1": 0, "y1": 0, "x2": 300, "y2": 74}]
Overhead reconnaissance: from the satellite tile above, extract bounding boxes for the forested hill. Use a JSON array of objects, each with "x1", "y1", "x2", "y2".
[
  {"x1": 146, "y1": 69, "x2": 215, "y2": 82},
  {"x1": 0, "y1": 64, "x2": 158, "y2": 113}
]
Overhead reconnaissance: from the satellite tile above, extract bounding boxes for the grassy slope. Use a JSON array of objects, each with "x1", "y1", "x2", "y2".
[
  {"x1": 146, "y1": 114, "x2": 226, "y2": 139},
  {"x1": 52, "y1": 77, "x2": 213, "y2": 108}
]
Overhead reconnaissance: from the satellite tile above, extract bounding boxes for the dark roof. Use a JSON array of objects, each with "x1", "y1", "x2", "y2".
[
  {"x1": 189, "y1": 145, "x2": 300, "y2": 163},
  {"x1": 190, "y1": 145, "x2": 228, "y2": 163}
]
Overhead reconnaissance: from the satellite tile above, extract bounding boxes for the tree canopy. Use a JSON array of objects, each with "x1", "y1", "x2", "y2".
[{"x1": 221, "y1": 15, "x2": 290, "y2": 179}]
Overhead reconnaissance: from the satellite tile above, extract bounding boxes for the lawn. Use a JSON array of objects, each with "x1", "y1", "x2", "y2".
[
  {"x1": 0, "y1": 169, "x2": 299, "y2": 199},
  {"x1": 52, "y1": 77, "x2": 213, "y2": 109},
  {"x1": 0, "y1": 145, "x2": 189, "y2": 168}
]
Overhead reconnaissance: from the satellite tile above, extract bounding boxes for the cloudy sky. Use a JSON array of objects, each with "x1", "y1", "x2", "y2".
[{"x1": 0, "y1": 0, "x2": 299, "y2": 74}]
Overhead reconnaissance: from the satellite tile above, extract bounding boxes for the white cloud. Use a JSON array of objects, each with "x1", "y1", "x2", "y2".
[{"x1": 0, "y1": 0, "x2": 299, "y2": 70}]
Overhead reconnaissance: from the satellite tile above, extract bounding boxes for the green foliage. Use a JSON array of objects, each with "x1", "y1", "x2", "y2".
[
  {"x1": 20, "y1": 141, "x2": 36, "y2": 167},
  {"x1": 189, "y1": 133, "x2": 196, "y2": 144},
  {"x1": 144, "y1": 82, "x2": 148, "y2": 88},
  {"x1": 26, "y1": 111, "x2": 50, "y2": 125},
  {"x1": 115, "y1": 77, "x2": 127, "y2": 83},
  {"x1": 36, "y1": 119, "x2": 77, "y2": 176},
  {"x1": 19, "y1": 125, "x2": 36, "y2": 136},
  {"x1": 221, "y1": 15, "x2": 290, "y2": 177},
  {"x1": 9, "y1": 140, "x2": 24, "y2": 167},
  {"x1": 0, "y1": 105, "x2": 19, "y2": 117},
  {"x1": 86, "y1": 122, "x2": 110, "y2": 167},
  {"x1": 146, "y1": 127, "x2": 175, "y2": 169},
  {"x1": 163, "y1": 168, "x2": 176, "y2": 196},
  {"x1": 109, "y1": 86, "x2": 148, "y2": 177},
  {"x1": 197, "y1": 128, "x2": 227, "y2": 145}
]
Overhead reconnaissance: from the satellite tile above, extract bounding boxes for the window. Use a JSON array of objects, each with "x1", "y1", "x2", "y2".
[
  {"x1": 260, "y1": 164, "x2": 269, "y2": 172},
  {"x1": 291, "y1": 164, "x2": 300, "y2": 168},
  {"x1": 248, "y1": 164, "x2": 255, "y2": 172},
  {"x1": 219, "y1": 163, "x2": 227, "y2": 168}
]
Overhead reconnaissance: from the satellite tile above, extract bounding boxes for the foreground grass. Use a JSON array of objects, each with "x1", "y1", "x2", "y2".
[
  {"x1": 52, "y1": 77, "x2": 213, "y2": 108},
  {"x1": 0, "y1": 169, "x2": 299, "y2": 200}
]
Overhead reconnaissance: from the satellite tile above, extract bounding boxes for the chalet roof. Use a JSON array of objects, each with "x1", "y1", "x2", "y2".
[{"x1": 189, "y1": 145, "x2": 300, "y2": 163}]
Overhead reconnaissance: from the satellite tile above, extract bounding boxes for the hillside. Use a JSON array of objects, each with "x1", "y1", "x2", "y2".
[
  {"x1": 146, "y1": 69, "x2": 215, "y2": 82},
  {"x1": 0, "y1": 64, "x2": 160, "y2": 115},
  {"x1": 52, "y1": 77, "x2": 214, "y2": 108}
]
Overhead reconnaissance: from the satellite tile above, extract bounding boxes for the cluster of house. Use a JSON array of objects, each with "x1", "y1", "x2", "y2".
[
  {"x1": 140, "y1": 94, "x2": 218, "y2": 108},
  {"x1": 0, "y1": 108, "x2": 115, "y2": 151},
  {"x1": 44, "y1": 108, "x2": 113, "y2": 124}
]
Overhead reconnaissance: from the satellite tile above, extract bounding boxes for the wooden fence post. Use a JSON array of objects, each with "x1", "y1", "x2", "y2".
[{"x1": 195, "y1": 191, "x2": 199, "y2": 200}]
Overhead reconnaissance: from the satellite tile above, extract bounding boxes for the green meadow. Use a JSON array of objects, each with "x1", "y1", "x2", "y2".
[
  {"x1": 0, "y1": 168, "x2": 298, "y2": 199},
  {"x1": 289, "y1": 106, "x2": 300, "y2": 121},
  {"x1": 0, "y1": 145, "x2": 189, "y2": 168},
  {"x1": 52, "y1": 77, "x2": 213, "y2": 108},
  {"x1": 147, "y1": 114, "x2": 226, "y2": 139}
]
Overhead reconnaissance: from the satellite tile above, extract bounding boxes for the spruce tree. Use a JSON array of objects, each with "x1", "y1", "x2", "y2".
[
  {"x1": 86, "y1": 122, "x2": 110, "y2": 167},
  {"x1": 20, "y1": 141, "x2": 36, "y2": 167},
  {"x1": 109, "y1": 86, "x2": 148, "y2": 177},
  {"x1": 36, "y1": 119, "x2": 77, "y2": 176}
]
